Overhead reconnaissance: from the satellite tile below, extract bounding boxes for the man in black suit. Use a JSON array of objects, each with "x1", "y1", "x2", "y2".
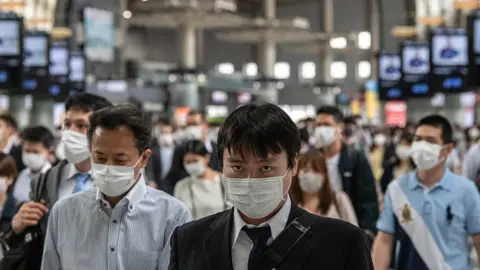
[
  {"x1": 164, "y1": 110, "x2": 221, "y2": 194},
  {"x1": 169, "y1": 103, "x2": 372, "y2": 270}
]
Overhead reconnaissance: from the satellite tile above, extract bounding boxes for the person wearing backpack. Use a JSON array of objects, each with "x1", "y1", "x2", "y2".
[
  {"x1": 1, "y1": 93, "x2": 112, "y2": 269},
  {"x1": 314, "y1": 106, "x2": 379, "y2": 235}
]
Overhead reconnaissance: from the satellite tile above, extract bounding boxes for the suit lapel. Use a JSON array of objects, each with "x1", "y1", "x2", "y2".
[{"x1": 204, "y1": 209, "x2": 234, "y2": 270}]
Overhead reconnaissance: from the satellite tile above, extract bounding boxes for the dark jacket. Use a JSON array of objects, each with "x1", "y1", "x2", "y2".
[
  {"x1": 146, "y1": 139, "x2": 170, "y2": 192},
  {"x1": 9, "y1": 145, "x2": 25, "y2": 173},
  {"x1": 169, "y1": 203, "x2": 373, "y2": 270},
  {"x1": 163, "y1": 141, "x2": 221, "y2": 195},
  {"x1": 337, "y1": 144, "x2": 379, "y2": 233}
]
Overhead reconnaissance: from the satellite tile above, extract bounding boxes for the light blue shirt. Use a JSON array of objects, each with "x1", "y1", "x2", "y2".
[
  {"x1": 377, "y1": 169, "x2": 480, "y2": 269},
  {"x1": 41, "y1": 176, "x2": 191, "y2": 270},
  {"x1": 58, "y1": 163, "x2": 94, "y2": 199}
]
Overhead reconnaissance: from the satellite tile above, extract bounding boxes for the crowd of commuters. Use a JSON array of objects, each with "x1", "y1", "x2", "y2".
[{"x1": 0, "y1": 92, "x2": 477, "y2": 269}]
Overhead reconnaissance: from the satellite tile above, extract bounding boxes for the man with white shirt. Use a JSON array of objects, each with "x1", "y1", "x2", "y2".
[
  {"x1": 13, "y1": 126, "x2": 55, "y2": 202},
  {"x1": 42, "y1": 104, "x2": 190, "y2": 269},
  {"x1": 169, "y1": 103, "x2": 372, "y2": 270},
  {"x1": 4, "y1": 93, "x2": 112, "y2": 269},
  {"x1": 315, "y1": 106, "x2": 378, "y2": 234}
]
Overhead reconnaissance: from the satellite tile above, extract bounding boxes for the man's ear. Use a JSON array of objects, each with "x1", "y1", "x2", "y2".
[{"x1": 141, "y1": 149, "x2": 152, "y2": 168}]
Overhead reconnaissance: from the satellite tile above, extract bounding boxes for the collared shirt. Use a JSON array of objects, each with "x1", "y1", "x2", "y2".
[
  {"x1": 231, "y1": 198, "x2": 291, "y2": 270},
  {"x1": 327, "y1": 153, "x2": 343, "y2": 192},
  {"x1": 41, "y1": 175, "x2": 191, "y2": 270},
  {"x1": 160, "y1": 145, "x2": 174, "y2": 178},
  {"x1": 57, "y1": 162, "x2": 94, "y2": 199},
  {"x1": 13, "y1": 162, "x2": 52, "y2": 202},
  {"x1": 377, "y1": 169, "x2": 480, "y2": 270}
]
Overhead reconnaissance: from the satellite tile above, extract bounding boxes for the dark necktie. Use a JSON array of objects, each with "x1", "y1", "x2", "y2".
[{"x1": 243, "y1": 226, "x2": 272, "y2": 270}]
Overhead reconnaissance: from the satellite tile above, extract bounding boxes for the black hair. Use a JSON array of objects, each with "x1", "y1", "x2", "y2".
[
  {"x1": 183, "y1": 140, "x2": 209, "y2": 156},
  {"x1": 0, "y1": 114, "x2": 18, "y2": 131},
  {"x1": 399, "y1": 130, "x2": 414, "y2": 144},
  {"x1": 417, "y1": 114, "x2": 453, "y2": 144},
  {"x1": 316, "y1": 106, "x2": 344, "y2": 123},
  {"x1": 65, "y1": 93, "x2": 112, "y2": 113},
  {"x1": 298, "y1": 128, "x2": 310, "y2": 144},
  {"x1": 217, "y1": 103, "x2": 300, "y2": 168},
  {"x1": 21, "y1": 126, "x2": 55, "y2": 149},
  {"x1": 156, "y1": 117, "x2": 171, "y2": 126},
  {"x1": 187, "y1": 109, "x2": 206, "y2": 120},
  {"x1": 88, "y1": 104, "x2": 151, "y2": 154},
  {"x1": 344, "y1": 116, "x2": 357, "y2": 126}
]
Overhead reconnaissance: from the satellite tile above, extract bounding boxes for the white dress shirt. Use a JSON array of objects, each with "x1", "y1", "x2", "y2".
[
  {"x1": 41, "y1": 175, "x2": 191, "y2": 270},
  {"x1": 231, "y1": 198, "x2": 291, "y2": 270},
  {"x1": 57, "y1": 162, "x2": 93, "y2": 199},
  {"x1": 173, "y1": 175, "x2": 226, "y2": 220},
  {"x1": 13, "y1": 162, "x2": 52, "y2": 202},
  {"x1": 327, "y1": 153, "x2": 343, "y2": 192}
]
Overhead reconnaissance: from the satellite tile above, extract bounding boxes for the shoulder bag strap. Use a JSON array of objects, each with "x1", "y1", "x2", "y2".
[{"x1": 254, "y1": 213, "x2": 313, "y2": 270}]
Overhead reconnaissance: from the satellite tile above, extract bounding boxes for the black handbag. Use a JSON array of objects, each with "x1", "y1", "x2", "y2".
[{"x1": 0, "y1": 168, "x2": 50, "y2": 270}]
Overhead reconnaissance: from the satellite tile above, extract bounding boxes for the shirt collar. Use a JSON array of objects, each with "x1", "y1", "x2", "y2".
[
  {"x1": 95, "y1": 174, "x2": 147, "y2": 212},
  {"x1": 408, "y1": 168, "x2": 452, "y2": 191},
  {"x1": 66, "y1": 162, "x2": 92, "y2": 180},
  {"x1": 231, "y1": 197, "x2": 291, "y2": 248}
]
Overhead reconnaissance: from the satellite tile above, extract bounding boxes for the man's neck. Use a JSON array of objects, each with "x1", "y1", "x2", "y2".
[
  {"x1": 75, "y1": 158, "x2": 91, "y2": 173},
  {"x1": 324, "y1": 139, "x2": 342, "y2": 159},
  {"x1": 417, "y1": 165, "x2": 445, "y2": 188}
]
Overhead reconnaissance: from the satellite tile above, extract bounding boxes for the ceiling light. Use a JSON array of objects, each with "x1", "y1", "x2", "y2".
[{"x1": 123, "y1": 10, "x2": 132, "y2": 19}]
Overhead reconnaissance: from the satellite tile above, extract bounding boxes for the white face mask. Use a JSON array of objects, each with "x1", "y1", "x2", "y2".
[
  {"x1": 0, "y1": 177, "x2": 12, "y2": 194},
  {"x1": 184, "y1": 161, "x2": 206, "y2": 177},
  {"x1": 158, "y1": 134, "x2": 174, "y2": 147},
  {"x1": 184, "y1": 126, "x2": 203, "y2": 141},
  {"x1": 62, "y1": 130, "x2": 91, "y2": 164},
  {"x1": 395, "y1": 145, "x2": 411, "y2": 160},
  {"x1": 374, "y1": 134, "x2": 387, "y2": 146},
  {"x1": 22, "y1": 153, "x2": 46, "y2": 171},
  {"x1": 223, "y1": 170, "x2": 289, "y2": 219},
  {"x1": 410, "y1": 141, "x2": 444, "y2": 171},
  {"x1": 469, "y1": 128, "x2": 480, "y2": 139},
  {"x1": 173, "y1": 130, "x2": 185, "y2": 143},
  {"x1": 315, "y1": 126, "x2": 337, "y2": 147},
  {"x1": 298, "y1": 171, "x2": 324, "y2": 193},
  {"x1": 92, "y1": 157, "x2": 142, "y2": 197}
]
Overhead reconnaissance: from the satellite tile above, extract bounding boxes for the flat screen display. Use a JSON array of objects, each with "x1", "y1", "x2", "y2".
[
  {"x1": 401, "y1": 40, "x2": 431, "y2": 97},
  {"x1": 211, "y1": 91, "x2": 228, "y2": 104},
  {"x1": 84, "y1": 7, "x2": 114, "y2": 62},
  {"x1": 24, "y1": 35, "x2": 48, "y2": 67},
  {"x1": 237, "y1": 92, "x2": 252, "y2": 104},
  {"x1": 378, "y1": 53, "x2": 403, "y2": 100},
  {"x1": 430, "y1": 28, "x2": 468, "y2": 93},
  {"x1": 0, "y1": 20, "x2": 20, "y2": 56},
  {"x1": 69, "y1": 54, "x2": 85, "y2": 82},
  {"x1": 49, "y1": 46, "x2": 68, "y2": 76}
]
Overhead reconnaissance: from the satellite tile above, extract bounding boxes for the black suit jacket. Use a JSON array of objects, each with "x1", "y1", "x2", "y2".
[{"x1": 169, "y1": 203, "x2": 373, "y2": 270}]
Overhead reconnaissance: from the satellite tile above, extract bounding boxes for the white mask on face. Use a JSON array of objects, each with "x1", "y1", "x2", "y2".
[
  {"x1": 22, "y1": 153, "x2": 46, "y2": 171},
  {"x1": 469, "y1": 128, "x2": 480, "y2": 139},
  {"x1": 184, "y1": 161, "x2": 206, "y2": 177},
  {"x1": 395, "y1": 145, "x2": 411, "y2": 160},
  {"x1": 184, "y1": 126, "x2": 203, "y2": 141},
  {"x1": 298, "y1": 171, "x2": 324, "y2": 193},
  {"x1": 223, "y1": 170, "x2": 289, "y2": 219},
  {"x1": 410, "y1": 141, "x2": 444, "y2": 171},
  {"x1": 92, "y1": 156, "x2": 142, "y2": 197},
  {"x1": 374, "y1": 134, "x2": 387, "y2": 146},
  {"x1": 0, "y1": 177, "x2": 12, "y2": 194},
  {"x1": 158, "y1": 134, "x2": 174, "y2": 147},
  {"x1": 62, "y1": 130, "x2": 91, "y2": 164},
  {"x1": 314, "y1": 126, "x2": 337, "y2": 147}
]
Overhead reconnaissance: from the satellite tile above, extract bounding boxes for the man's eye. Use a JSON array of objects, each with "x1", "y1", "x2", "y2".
[
  {"x1": 231, "y1": 166, "x2": 243, "y2": 172},
  {"x1": 261, "y1": 166, "x2": 272, "y2": 172}
]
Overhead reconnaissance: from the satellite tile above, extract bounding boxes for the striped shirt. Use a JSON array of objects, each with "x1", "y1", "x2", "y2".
[{"x1": 41, "y1": 176, "x2": 191, "y2": 270}]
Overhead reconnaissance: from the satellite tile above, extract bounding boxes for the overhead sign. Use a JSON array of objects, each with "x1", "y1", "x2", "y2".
[
  {"x1": 401, "y1": 40, "x2": 431, "y2": 97},
  {"x1": 83, "y1": 7, "x2": 114, "y2": 62},
  {"x1": 69, "y1": 51, "x2": 85, "y2": 92},
  {"x1": 378, "y1": 52, "x2": 403, "y2": 100},
  {"x1": 49, "y1": 40, "x2": 70, "y2": 101},
  {"x1": 467, "y1": 10, "x2": 480, "y2": 87},
  {"x1": 430, "y1": 27, "x2": 468, "y2": 93},
  {"x1": 22, "y1": 31, "x2": 49, "y2": 96},
  {"x1": 385, "y1": 101, "x2": 407, "y2": 127},
  {"x1": 0, "y1": 13, "x2": 23, "y2": 91}
]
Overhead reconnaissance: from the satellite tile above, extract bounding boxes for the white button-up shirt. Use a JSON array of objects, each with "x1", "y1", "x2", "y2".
[{"x1": 231, "y1": 198, "x2": 291, "y2": 270}]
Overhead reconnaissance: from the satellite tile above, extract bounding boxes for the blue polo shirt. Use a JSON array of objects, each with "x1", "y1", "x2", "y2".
[{"x1": 377, "y1": 169, "x2": 480, "y2": 270}]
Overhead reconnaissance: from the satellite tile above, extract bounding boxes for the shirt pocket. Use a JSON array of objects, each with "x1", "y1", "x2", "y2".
[
  {"x1": 120, "y1": 249, "x2": 158, "y2": 270},
  {"x1": 448, "y1": 208, "x2": 467, "y2": 248}
]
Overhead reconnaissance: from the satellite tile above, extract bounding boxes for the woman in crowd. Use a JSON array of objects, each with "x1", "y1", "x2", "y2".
[
  {"x1": 0, "y1": 153, "x2": 17, "y2": 232},
  {"x1": 290, "y1": 150, "x2": 358, "y2": 225},
  {"x1": 369, "y1": 131, "x2": 388, "y2": 182},
  {"x1": 380, "y1": 131, "x2": 415, "y2": 193},
  {"x1": 173, "y1": 140, "x2": 227, "y2": 220}
]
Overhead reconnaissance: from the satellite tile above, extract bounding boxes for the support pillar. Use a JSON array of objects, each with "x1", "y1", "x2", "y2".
[
  {"x1": 257, "y1": 0, "x2": 278, "y2": 104},
  {"x1": 171, "y1": 24, "x2": 200, "y2": 110},
  {"x1": 30, "y1": 99, "x2": 55, "y2": 129},
  {"x1": 415, "y1": 0, "x2": 428, "y2": 39},
  {"x1": 9, "y1": 96, "x2": 31, "y2": 128},
  {"x1": 318, "y1": 0, "x2": 335, "y2": 106}
]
